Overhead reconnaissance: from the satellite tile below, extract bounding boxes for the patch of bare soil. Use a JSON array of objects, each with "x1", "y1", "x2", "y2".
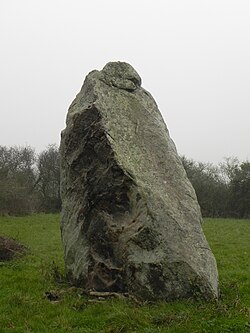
[{"x1": 0, "y1": 236, "x2": 27, "y2": 261}]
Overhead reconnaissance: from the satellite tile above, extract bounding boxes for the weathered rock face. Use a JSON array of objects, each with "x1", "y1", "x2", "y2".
[{"x1": 60, "y1": 61, "x2": 219, "y2": 301}]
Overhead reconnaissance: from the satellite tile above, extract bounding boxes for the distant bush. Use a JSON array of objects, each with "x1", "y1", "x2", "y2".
[
  {"x1": 35, "y1": 144, "x2": 61, "y2": 213},
  {"x1": 0, "y1": 145, "x2": 60, "y2": 215},
  {"x1": 181, "y1": 156, "x2": 250, "y2": 218},
  {"x1": 0, "y1": 146, "x2": 36, "y2": 215}
]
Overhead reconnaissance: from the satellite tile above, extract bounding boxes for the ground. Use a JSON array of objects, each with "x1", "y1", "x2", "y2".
[{"x1": 0, "y1": 214, "x2": 249, "y2": 333}]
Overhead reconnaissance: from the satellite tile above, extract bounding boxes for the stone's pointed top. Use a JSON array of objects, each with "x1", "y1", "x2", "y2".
[{"x1": 100, "y1": 61, "x2": 142, "y2": 91}]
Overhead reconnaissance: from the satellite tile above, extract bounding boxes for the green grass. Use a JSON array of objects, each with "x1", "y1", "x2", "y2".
[{"x1": 0, "y1": 215, "x2": 249, "y2": 333}]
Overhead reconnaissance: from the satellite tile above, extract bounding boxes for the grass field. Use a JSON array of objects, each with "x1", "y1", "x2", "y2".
[{"x1": 0, "y1": 214, "x2": 249, "y2": 333}]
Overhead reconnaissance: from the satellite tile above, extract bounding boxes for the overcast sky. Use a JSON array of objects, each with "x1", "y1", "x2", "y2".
[{"x1": 1, "y1": 0, "x2": 250, "y2": 163}]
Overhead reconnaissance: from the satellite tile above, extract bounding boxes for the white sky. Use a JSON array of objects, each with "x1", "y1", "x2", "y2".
[{"x1": 1, "y1": 0, "x2": 250, "y2": 163}]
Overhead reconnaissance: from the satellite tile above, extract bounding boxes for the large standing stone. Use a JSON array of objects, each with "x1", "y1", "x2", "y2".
[{"x1": 60, "y1": 62, "x2": 219, "y2": 301}]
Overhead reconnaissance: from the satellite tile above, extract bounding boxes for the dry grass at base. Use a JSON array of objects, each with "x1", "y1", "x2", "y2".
[{"x1": 0, "y1": 235, "x2": 27, "y2": 261}]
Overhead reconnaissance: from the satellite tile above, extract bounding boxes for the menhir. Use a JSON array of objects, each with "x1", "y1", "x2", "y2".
[{"x1": 60, "y1": 61, "x2": 219, "y2": 301}]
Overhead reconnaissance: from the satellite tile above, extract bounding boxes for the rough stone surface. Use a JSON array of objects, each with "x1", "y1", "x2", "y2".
[{"x1": 60, "y1": 61, "x2": 219, "y2": 301}]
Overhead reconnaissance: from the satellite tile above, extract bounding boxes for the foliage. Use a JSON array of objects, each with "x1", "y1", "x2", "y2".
[
  {"x1": 229, "y1": 161, "x2": 250, "y2": 218},
  {"x1": 181, "y1": 156, "x2": 229, "y2": 217},
  {"x1": 0, "y1": 214, "x2": 249, "y2": 332},
  {"x1": 0, "y1": 146, "x2": 36, "y2": 215},
  {"x1": 36, "y1": 144, "x2": 61, "y2": 212},
  {"x1": 0, "y1": 143, "x2": 249, "y2": 218},
  {"x1": 0, "y1": 145, "x2": 60, "y2": 215},
  {"x1": 181, "y1": 156, "x2": 250, "y2": 218}
]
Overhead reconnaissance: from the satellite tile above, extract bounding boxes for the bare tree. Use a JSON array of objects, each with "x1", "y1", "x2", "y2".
[
  {"x1": 36, "y1": 144, "x2": 61, "y2": 212},
  {"x1": 0, "y1": 146, "x2": 36, "y2": 215},
  {"x1": 181, "y1": 156, "x2": 229, "y2": 217}
]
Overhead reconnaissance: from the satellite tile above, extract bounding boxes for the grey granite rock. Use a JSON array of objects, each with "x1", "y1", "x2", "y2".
[{"x1": 60, "y1": 61, "x2": 219, "y2": 301}]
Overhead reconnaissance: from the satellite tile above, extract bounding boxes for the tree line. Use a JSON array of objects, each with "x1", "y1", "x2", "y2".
[
  {"x1": 181, "y1": 156, "x2": 250, "y2": 218},
  {"x1": 0, "y1": 144, "x2": 249, "y2": 218},
  {"x1": 0, "y1": 145, "x2": 60, "y2": 215}
]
